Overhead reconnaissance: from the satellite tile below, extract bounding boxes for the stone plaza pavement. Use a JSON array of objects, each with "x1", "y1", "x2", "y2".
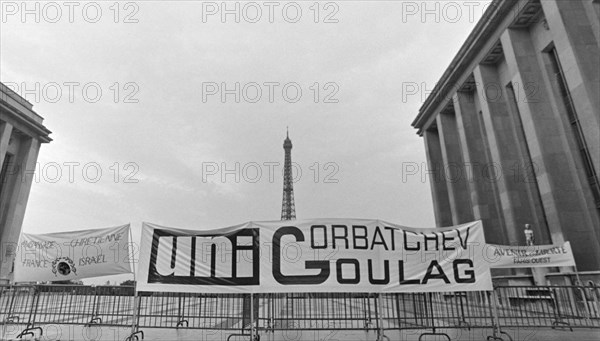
[{"x1": 2, "y1": 325, "x2": 599, "y2": 341}]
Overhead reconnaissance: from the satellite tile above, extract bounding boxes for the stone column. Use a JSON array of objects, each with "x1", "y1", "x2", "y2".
[
  {"x1": 424, "y1": 129, "x2": 453, "y2": 227},
  {"x1": 436, "y1": 111, "x2": 474, "y2": 225},
  {"x1": 541, "y1": 0, "x2": 600, "y2": 171},
  {"x1": 582, "y1": 0, "x2": 600, "y2": 46},
  {"x1": 0, "y1": 122, "x2": 12, "y2": 169},
  {"x1": 473, "y1": 64, "x2": 548, "y2": 246},
  {"x1": 0, "y1": 137, "x2": 41, "y2": 282},
  {"x1": 501, "y1": 27, "x2": 600, "y2": 270},
  {"x1": 453, "y1": 91, "x2": 507, "y2": 244}
]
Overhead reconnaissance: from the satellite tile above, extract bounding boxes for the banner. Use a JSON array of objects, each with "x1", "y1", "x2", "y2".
[
  {"x1": 14, "y1": 224, "x2": 133, "y2": 282},
  {"x1": 486, "y1": 242, "x2": 575, "y2": 269},
  {"x1": 137, "y1": 219, "x2": 492, "y2": 293}
]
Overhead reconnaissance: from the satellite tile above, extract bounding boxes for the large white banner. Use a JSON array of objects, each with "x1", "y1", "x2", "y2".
[
  {"x1": 137, "y1": 219, "x2": 492, "y2": 293},
  {"x1": 486, "y1": 242, "x2": 575, "y2": 269},
  {"x1": 14, "y1": 224, "x2": 133, "y2": 282}
]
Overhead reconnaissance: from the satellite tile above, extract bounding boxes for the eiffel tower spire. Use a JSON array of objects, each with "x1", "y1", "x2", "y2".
[{"x1": 281, "y1": 128, "x2": 296, "y2": 220}]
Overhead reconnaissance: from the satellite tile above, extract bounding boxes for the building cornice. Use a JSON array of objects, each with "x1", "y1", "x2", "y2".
[
  {"x1": 411, "y1": 0, "x2": 525, "y2": 135},
  {"x1": 0, "y1": 82, "x2": 52, "y2": 143}
]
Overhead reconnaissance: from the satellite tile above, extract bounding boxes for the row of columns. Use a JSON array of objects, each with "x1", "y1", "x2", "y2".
[
  {"x1": 423, "y1": 0, "x2": 600, "y2": 270},
  {"x1": 0, "y1": 120, "x2": 42, "y2": 282}
]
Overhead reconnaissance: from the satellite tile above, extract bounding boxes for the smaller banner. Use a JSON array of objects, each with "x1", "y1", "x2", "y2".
[
  {"x1": 14, "y1": 224, "x2": 133, "y2": 282},
  {"x1": 486, "y1": 242, "x2": 575, "y2": 269}
]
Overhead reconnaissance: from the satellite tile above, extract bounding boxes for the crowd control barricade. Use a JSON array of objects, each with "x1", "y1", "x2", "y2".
[
  {"x1": 1, "y1": 285, "x2": 34, "y2": 325},
  {"x1": 2, "y1": 284, "x2": 599, "y2": 340},
  {"x1": 1, "y1": 284, "x2": 136, "y2": 339},
  {"x1": 334, "y1": 291, "x2": 504, "y2": 341},
  {"x1": 378, "y1": 292, "x2": 494, "y2": 330},
  {"x1": 494, "y1": 285, "x2": 600, "y2": 330},
  {"x1": 0, "y1": 284, "x2": 42, "y2": 338},
  {"x1": 257, "y1": 293, "x2": 379, "y2": 333},
  {"x1": 30, "y1": 284, "x2": 135, "y2": 327},
  {"x1": 134, "y1": 292, "x2": 253, "y2": 335}
]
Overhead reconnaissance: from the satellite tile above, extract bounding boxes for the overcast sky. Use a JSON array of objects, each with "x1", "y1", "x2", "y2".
[{"x1": 2, "y1": 1, "x2": 490, "y2": 282}]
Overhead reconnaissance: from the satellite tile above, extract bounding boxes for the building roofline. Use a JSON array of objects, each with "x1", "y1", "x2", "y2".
[
  {"x1": 411, "y1": 0, "x2": 517, "y2": 135},
  {"x1": 0, "y1": 82, "x2": 52, "y2": 143},
  {"x1": 0, "y1": 82, "x2": 34, "y2": 111}
]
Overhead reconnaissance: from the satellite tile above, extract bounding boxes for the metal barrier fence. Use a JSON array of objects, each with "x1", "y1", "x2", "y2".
[
  {"x1": 1, "y1": 284, "x2": 599, "y2": 340},
  {"x1": 494, "y1": 285, "x2": 600, "y2": 330},
  {"x1": 137, "y1": 292, "x2": 248, "y2": 330}
]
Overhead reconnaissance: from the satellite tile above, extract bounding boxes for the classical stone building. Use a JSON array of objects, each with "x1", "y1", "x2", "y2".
[
  {"x1": 0, "y1": 82, "x2": 52, "y2": 282},
  {"x1": 412, "y1": 0, "x2": 600, "y2": 271}
]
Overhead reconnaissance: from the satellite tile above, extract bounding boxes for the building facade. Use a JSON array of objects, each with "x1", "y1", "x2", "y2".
[
  {"x1": 412, "y1": 0, "x2": 600, "y2": 271},
  {"x1": 0, "y1": 82, "x2": 52, "y2": 282}
]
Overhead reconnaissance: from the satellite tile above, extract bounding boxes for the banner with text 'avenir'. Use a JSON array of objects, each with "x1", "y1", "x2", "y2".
[
  {"x1": 137, "y1": 219, "x2": 492, "y2": 293},
  {"x1": 14, "y1": 224, "x2": 133, "y2": 282},
  {"x1": 486, "y1": 242, "x2": 575, "y2": 269}
]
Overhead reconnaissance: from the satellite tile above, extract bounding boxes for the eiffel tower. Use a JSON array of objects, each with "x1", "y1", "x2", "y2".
[{"x1": 281, "y1": 128, "x2": 296, "y2": 220}]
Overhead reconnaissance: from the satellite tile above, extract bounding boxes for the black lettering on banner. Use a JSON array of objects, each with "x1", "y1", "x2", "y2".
[
  {"x1": 190, "y1": 237, "x2": 196, "y2": 276},
  {"x1": 453, "y1": 259, "x2": 475, "y2": 283},
  {"x1": 384, "y1": 227, "x2": 396, "y2": 250},
  {"x1": 332, "y1": 225, "x2": 348, "y2": 249},
  {"x1": 210, "y1": 244, "x2": 216, "y2": 278},
  {"x1": 273, "y1": 226, "x2": 330, "y2": 285},
  {"x1": 370, "y1": 226, "x2": 388, "y2": 250},
  {"x1": 352, "y1": 225, "x2": 368, "y2": 249},
  {"x1": 145, "y1": 223, "x2": 481, "y2": 290},
  {"x1": 442, "y1": 231, "x2": 455, "y2": 251},
  {"x1": 423, "y1": 233, "x2": 439, "y2": 251},
  {"x1": 368, "y1": 259, "x2": 389, "y2": 285},
  {"x1": 310, "y1": 225, "x2": 328, "y2": 249},
  {"x1": 403, "y1": 231, "x2": 420, "y2": 251},
  {"x1": 336, "y1": 258, "x2": 360, "y2": 284},
  {"x1": 170, "y1": 237, "x2": 177, "y2": 268},
  {"x1": 148, "y1": 228, "x2": 259, "y2": 285},
  {"x1": 456, "y1": 227, "x2": 470, "y2": 249},
  {"x1": 398, "y1": 261, "x2": 420, "y2": 285},
  {"x1": 422, "y1": 260, "x2": 450, "y2": 284}
]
